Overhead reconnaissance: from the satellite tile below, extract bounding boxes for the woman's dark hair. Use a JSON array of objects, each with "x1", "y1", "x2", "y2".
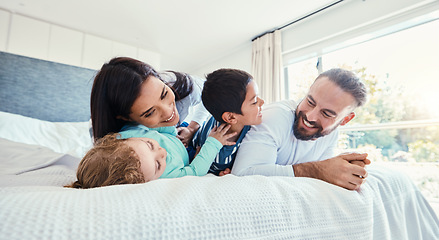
[
  {"x1": 90, "y1": 57, "x2": 193, "y2": 140},
  {"x1": 166, "y1": 71, "x2": 193, "y2": 101}
]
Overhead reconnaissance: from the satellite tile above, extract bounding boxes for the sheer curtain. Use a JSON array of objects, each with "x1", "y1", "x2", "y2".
[{"x1": 251, "y1": 30, "x2": 284, "y2": 104}]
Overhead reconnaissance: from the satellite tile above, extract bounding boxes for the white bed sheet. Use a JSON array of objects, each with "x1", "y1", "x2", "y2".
[{"x1": 0, "y1": 139, "x2": 438, "y2": 240}]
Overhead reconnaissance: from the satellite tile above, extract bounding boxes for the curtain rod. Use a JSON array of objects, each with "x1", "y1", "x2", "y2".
[{"x1": 252, "y1": 0, "x2": 345, "y2": 41}]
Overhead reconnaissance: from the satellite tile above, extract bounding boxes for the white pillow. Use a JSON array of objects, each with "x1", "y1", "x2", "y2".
[{"x1": 0, "y1": 111, "x2": 92, "y2": 158}]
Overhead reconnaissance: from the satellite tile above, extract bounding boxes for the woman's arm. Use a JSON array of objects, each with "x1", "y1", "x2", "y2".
[{"x1": 176, "y1": 74, "x2": 210, "y2": 145}]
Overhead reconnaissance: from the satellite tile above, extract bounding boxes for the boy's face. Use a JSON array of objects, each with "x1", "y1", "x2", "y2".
[
  {"x1": 126, "y1": 137, "x2": 167, "y2": 181},
  {"x1": 236, "y1": 81, "x2": 264, "y2": 126}
]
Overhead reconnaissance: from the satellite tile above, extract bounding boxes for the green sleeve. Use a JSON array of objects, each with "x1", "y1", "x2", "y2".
[{"x1": 173, "y1": 137, "x2": 222, "y2": 177}]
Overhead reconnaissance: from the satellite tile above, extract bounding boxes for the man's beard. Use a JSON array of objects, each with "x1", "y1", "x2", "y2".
[{"x1": 293, "y1": 110, "x2": 340, "y2": 141}]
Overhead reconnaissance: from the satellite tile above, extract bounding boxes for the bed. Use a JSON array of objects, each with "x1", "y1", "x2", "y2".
[{"x1": 1, "y1": 51, "x2": 438, "y2": 240}]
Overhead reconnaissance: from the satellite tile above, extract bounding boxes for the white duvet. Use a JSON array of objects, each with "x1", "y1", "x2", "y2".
[{"x1": 0, "y1": 139, "x2": 438, "y2": 240}]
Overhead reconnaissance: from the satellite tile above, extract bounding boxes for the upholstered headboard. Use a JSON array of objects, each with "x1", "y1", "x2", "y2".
[{"x1": 0, "y1": 52, "x2": 96, "y2": 122}]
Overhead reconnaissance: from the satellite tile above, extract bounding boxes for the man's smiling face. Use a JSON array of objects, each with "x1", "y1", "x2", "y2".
[{"x1": 293, "y1": 77, "x2": 356, "y2": 140}]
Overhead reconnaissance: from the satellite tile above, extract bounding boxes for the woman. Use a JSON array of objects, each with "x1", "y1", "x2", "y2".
[{"x1": 90, "y1": 57, "x2": 210, "y2": 145}]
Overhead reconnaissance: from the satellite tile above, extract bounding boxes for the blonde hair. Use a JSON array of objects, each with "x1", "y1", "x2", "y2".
[{"x1": 65, "y1": 133, "x2": 145, "y2": 189}]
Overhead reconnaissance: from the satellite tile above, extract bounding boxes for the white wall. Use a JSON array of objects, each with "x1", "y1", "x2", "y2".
[
  {"x1": 193, "y1": 0, "x2": 439, "y2": 76},
  {"x1": 192, "y1": 43, "x2": 252, "y2": 77},
  {"x1": 2, "y1": 0, "x2": 438, "y2": 73},
  {"x1": 0, "y1": 9, "x2": 8, "y2": 51},
  {"x1": 0, "y1": 9, "x2": 161, "y2": 70}
]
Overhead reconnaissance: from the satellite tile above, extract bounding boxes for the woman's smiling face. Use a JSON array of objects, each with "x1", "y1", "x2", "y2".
[{"x1": 128, "y1": 76, "x2": 180, "y2": 128}]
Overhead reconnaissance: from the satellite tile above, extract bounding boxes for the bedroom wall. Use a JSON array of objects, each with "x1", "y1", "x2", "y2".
[
  {"x1": 191, "y1": 43, "x2": 252, "y2": 77},
  {"x1": 1, "y1": 0, "x2": 437, "y2": 75},
  {"x1": 0, "y1": 8, "x2": 161, "y2": 70},
  {"x1": 192, "y1": 0, "x2": 439, "y2": 77}
]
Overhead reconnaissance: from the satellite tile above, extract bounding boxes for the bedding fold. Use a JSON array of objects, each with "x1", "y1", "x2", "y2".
[{"x1": 0, "y1": 138, "x2": 68, "y2": 175}]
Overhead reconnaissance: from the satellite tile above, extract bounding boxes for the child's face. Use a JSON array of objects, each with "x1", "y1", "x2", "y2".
[
  {"x1": 126, "y1": 137, "x2": 167, "y2": 181},
  {"x1": 236, "y1": 81, "x2": 264, "y2": 126},
  {"x1": 128, "y1": 76, "x2": 180, "y2": 128}
]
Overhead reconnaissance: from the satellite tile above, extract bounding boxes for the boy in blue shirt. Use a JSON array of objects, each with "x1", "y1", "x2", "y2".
[{"x1": 193, "y1": 69, "x2": 265, "y2": 175}]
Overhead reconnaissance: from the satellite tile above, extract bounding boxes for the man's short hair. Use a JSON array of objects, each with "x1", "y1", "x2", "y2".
[
  {"x1": 317, "y1": 68, "x2": 367, "y2": 107},
  {"x1": 202, "y1": 69, "x2": 252, "y2": 123}
]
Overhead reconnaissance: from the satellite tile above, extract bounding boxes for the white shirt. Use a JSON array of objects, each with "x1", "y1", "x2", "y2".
[{"x1": 232, "y1": 100, "x2": 339, "y2": 177}]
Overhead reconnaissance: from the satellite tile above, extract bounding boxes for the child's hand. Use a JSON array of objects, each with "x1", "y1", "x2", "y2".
[
  {"x1": 209, "y1": 124, "x2": 237, "y2": 146},
  {"x1": 219, "y1": 168, "x2": 231, "y2": 176}
]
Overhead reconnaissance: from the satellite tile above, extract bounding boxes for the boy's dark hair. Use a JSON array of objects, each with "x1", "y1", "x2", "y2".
[{"x1": 202, "y1": 69, "x2": 252, "y2": 123}]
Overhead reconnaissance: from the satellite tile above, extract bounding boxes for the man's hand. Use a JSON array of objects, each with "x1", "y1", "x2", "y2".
[
  {"x1": 349, "y1": 159, "x2": 371, "y2": 168},
  {"x1": 293, "y1": 153, "x2": 370, "y2": 190},
  {"x1": 350, "y1": 158, "x2": 371, "y2": 181}
]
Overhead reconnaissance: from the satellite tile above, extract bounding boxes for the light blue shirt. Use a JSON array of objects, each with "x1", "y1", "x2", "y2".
[{"x1": 119, "y1": 124, "x2": 222, "y2": 178}]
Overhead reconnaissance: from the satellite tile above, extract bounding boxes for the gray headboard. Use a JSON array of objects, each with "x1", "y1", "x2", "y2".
[{"x1": 0, "y1": 51, "x2": 97, "y2": 122}]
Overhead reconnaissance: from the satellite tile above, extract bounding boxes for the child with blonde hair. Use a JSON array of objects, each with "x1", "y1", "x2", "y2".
[{"x1": 67, "y1": 123, "x2": 235, "y2": 189}]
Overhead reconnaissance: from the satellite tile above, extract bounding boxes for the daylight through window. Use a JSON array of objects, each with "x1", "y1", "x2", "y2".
[{"x1": 284, "y1": 16, "x2": 439, "y2": 211}]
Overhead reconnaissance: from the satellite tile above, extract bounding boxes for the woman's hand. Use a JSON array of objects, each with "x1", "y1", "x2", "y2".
[
  {"x1": 176, "y1": 121, "x2": 200, "y2": 147},
  {"x1": 209, "y1": 124, "x2": 237, "y2": 146},
  {"x1": 176, "y1": 127, "x2": 193, "y2": 147}
]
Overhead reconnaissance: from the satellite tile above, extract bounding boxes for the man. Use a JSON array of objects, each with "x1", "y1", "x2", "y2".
[{"x1": 232, "y1": 68, "x2": 370, "y2": 190}]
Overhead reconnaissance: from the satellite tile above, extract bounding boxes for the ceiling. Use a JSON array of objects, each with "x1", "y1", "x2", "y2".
[{"x1": 0, "y1": 0, "x2": 336, "y2": 72}]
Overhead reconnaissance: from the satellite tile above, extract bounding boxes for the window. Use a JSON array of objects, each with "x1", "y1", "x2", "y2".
[{"x1": 285, "y1": 16, "x2": 439, "y2": 212}]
